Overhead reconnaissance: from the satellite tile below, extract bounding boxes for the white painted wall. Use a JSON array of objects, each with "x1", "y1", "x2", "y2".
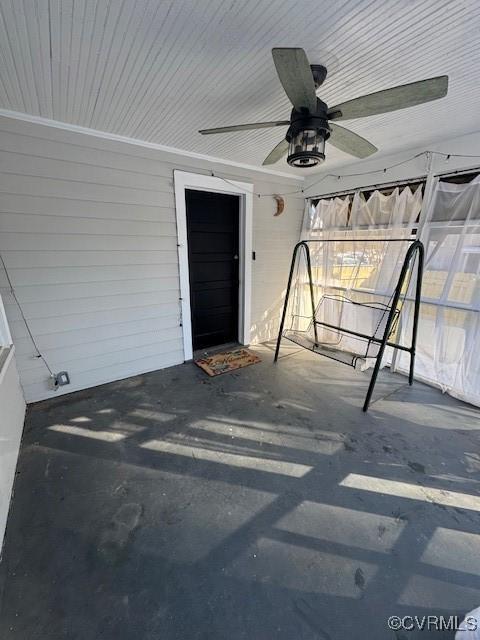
[
  {"x1": 0, "y1": 347, "x2": 26, "y2": 554},
  {"x1": 304, "y1": 130, "x2": 480, "y2": 198},
  {"x1": 0, "y1": 114, "x2": 304, "y2": 403}
]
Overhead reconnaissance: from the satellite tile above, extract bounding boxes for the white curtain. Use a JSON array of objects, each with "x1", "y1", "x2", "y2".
[
  {"x1": 346, "y1": 187, "x2": 423, "y2": 364},
  {"x1": 349, "y1": 187, "x2": 422, "y2": 292},
  {"x1": 289, "y1": 196, "x2": 351, "y2": 335},
  {"x1": 397, "y1": 177, "x2": 480, "y2": 407},
  {"x1": 289, "y1": 179, "x2": 480, "y2": 407},
  {"x1": 288, "y1": 187, "x2": 422, "y2": 368}
]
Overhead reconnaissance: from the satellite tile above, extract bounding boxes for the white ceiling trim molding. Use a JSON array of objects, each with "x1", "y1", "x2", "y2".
[{"x1": 0, "y1": 108, "x2": 303, "y2": 182}]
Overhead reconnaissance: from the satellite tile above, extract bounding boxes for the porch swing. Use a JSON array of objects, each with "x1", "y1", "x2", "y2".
[{"x1": 274, "y1": 238, "x2": 424, "y2": 411}]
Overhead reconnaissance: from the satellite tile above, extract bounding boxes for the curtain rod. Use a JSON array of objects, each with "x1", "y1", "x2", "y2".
[
  {"x1": 434, "y1": 164, "x2": 480, "y2": 179},
  {"x1": 305, "y1": 176, "x2": 426, "y2": 201},
  {"x1": 305, "y1": 175, "x2": 427, "y2": 201}
]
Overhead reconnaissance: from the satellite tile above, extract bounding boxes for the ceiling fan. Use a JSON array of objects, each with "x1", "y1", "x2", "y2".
[{"x1": 199, "y1": 48, "x2": 448, "y2": 169}]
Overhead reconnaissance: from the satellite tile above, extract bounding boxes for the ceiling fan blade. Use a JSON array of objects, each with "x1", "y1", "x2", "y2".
[
  {"x1": 328, "y1": 75, "x2": 448, "y2": 121},
  {"x1": 199, "y1": 120, "x2": 290, "y2": 135},
  {"x1": 272, "y1": 48, "x2": 317, "y2": 113},
  {"x1": 262, "y1": 139, "x2": 289, "y2": 165},
  {"x1": 328, "y1": 123, "x2": 377, "y2": 158}
]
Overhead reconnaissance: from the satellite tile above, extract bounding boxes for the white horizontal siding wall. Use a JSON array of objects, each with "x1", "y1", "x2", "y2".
[{"x1": 0, "y1": 115, "x2": 304, "y2": 403}]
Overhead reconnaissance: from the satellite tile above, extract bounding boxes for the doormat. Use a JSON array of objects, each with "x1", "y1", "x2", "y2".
[{"x1": 194, "y1": 348, "x2": 261, "y2": 377}]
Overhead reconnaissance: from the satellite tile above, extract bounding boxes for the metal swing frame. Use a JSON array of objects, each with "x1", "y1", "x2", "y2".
[{"x1": 274, "y1": 238, "x2": 425, "y2": 412}]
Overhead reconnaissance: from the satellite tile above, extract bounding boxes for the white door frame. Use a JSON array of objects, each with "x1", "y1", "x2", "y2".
[{"x1": 173, "y1": 170, "x2": 253, "y2": 361}]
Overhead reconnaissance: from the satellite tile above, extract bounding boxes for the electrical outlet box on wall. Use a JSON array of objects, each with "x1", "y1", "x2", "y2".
[{"x1": 52, "y1": 371, "x2": 70, "y2": 388}]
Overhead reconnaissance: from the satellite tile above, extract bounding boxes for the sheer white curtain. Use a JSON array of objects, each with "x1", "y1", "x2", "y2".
[
  {"x1": 290, "y1": 179, "x2": 480, "y2": 407},
  {"x1": 289, "y1": 187, "x2": 422, "y2": 367},
  {"x1": 349, "y1": 187, "x2": 422, "y2": 293},
  {"x1": 289, "y1": 196, "x2": 351, "y2": 334},
  {"x1": 397, "y1": 177, "x2": 480, "y2": 406},
  {"x1": 347, "y1": 187, "x2": 422, "y2": 364},
  {"x1": 302, "y1": 186, "x2": 422, "y2": 292}
]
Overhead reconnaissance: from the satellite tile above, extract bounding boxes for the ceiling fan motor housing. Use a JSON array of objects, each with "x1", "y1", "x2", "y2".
[{"x1": 286, "y1": 98, "x2": 331, "y2": 168}]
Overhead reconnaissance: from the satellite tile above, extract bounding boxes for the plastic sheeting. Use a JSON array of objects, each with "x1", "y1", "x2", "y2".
[
  {"x1": 287, "y1": 186, "x2": 422, "y2": 369},
  {"x1": 397, "y1": 176, "x2": 480, "y2": 407},
  {"x1": 298, "y1": 176, "x2": 480, "y2": 408}
]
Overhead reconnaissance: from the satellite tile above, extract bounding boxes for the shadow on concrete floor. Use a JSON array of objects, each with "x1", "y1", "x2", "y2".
[{"x1": 1, "y1": 344, "x2": 480, "y2": 640}]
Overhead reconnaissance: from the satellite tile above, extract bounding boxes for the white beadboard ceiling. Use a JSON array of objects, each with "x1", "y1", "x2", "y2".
[{"x1": 0, "y1": 0, "x2": 479, "y2": 173}]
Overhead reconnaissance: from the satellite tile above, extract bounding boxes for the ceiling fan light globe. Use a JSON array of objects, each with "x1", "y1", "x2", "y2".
[{"x1": 287, "y1": 128, "x2": 326, "y2": 168}]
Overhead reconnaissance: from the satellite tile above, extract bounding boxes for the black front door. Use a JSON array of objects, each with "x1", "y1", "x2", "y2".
[{"x1": 185, "y1": 189, "x2": 240, "y2": 350}]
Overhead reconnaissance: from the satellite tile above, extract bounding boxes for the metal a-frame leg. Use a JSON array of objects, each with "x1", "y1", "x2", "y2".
[
  {"x1": 363, "y1": 241, "x2": 424, "y2": 412},
  {"x1": 409, "y1": 242, "x2": 424, "y2": 385},
  {"x1": 305, "y1": 243, "x2": 319, "y2": 347},
  {"x1": 274, "y1": 242, "x2": 317, "y2": 362}
]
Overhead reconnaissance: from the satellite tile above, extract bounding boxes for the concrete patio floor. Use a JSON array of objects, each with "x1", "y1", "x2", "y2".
[{"x1": 1, "y1": 343, "x2": 479, "y2": 639}]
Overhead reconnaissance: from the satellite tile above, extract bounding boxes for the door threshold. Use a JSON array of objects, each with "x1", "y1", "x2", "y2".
[{"x1": 193, "y1": 342, "x2": 242, "y2": 359}]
